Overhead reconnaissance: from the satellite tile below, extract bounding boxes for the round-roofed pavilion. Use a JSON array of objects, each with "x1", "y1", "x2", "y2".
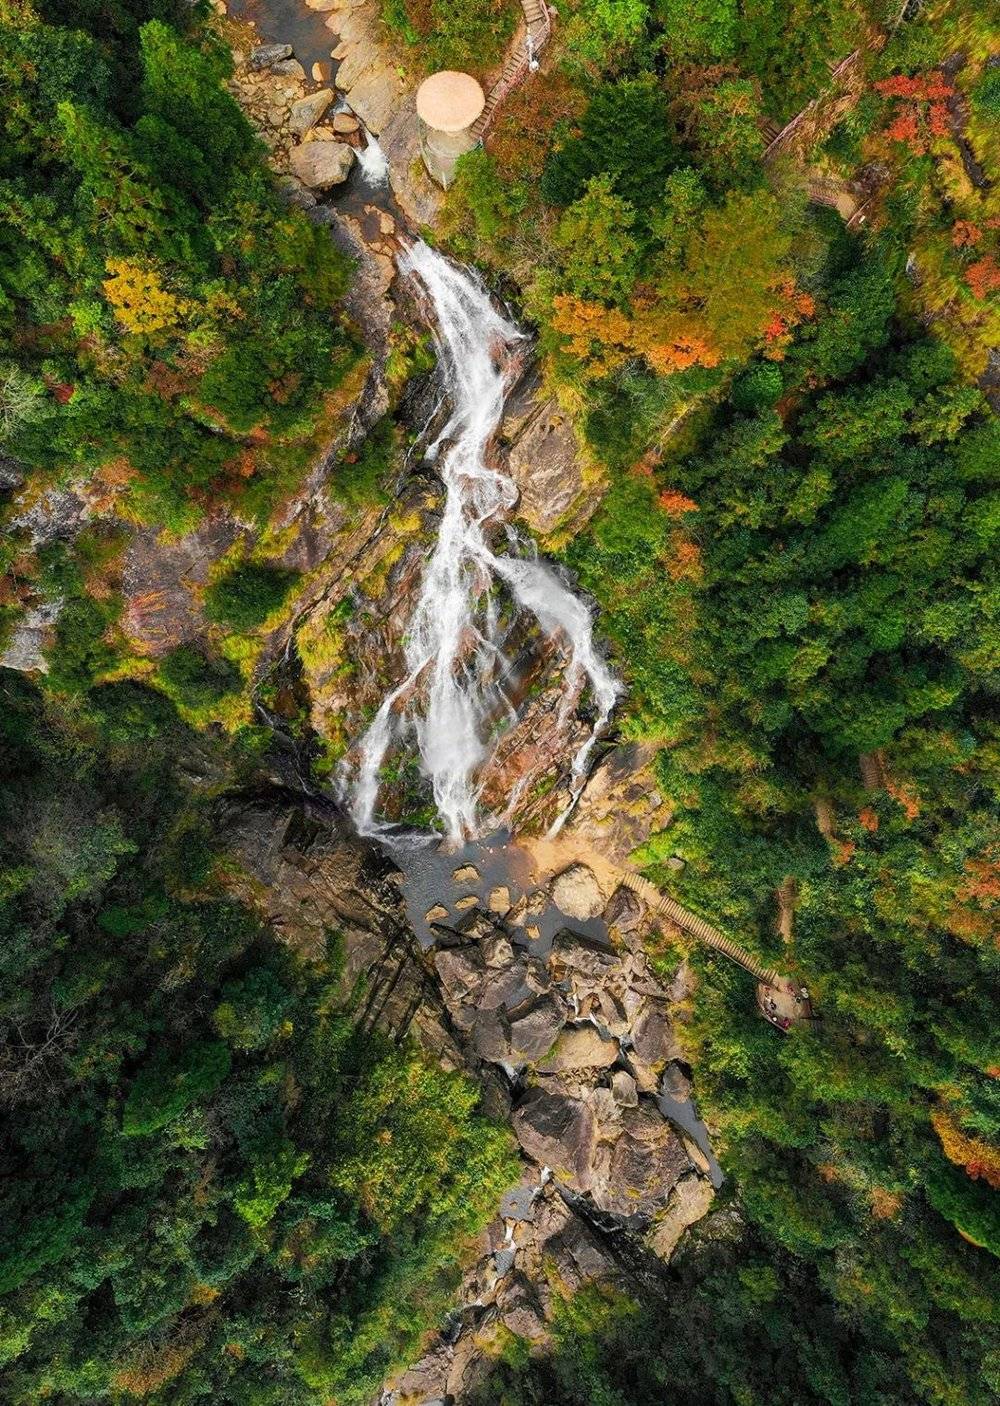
[{"x1": 416, "y1": 70, "x2": 485, "y2": 188}]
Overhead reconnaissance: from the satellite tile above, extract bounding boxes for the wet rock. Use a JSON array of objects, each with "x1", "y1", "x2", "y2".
[
  {"x1": 646, "y1": 1172, "x2": 714, "y2": 1260},
  {"x1": 390, "y1": 1343, "x2": 451, "y2": 1403},
  {"x1": 513, "y1": 1087, "x2": 596, "y2": 1190},
  {"x1": 497, "y1": 1272, "x2": 548, "y2": 1343},
  {"x1": 536, "y1": 1024, "x2": 619, "y2": 1074},
  {"x1": 472, "y1": 1006, "x2": 512, "y2": 1061},
  {"x1": 290, "y1": 88, "x2": 334, "y2": 136},
  {"x1": 631, "y1": 1002, "x2": 677, "y2": 1068},
  {"x1": 603, "y1": 884, "x2": 645, "y2": 937},
  {"x1": 434, "y1": 945, "x2": 486, "y2": 1007},
  {"x1": 446, "y1": 1333, "x2": 493, "y2": 1399},
  {"x1": 453, "y1": 863, "x2": 480, "y2": 884},
  {"x1": 488, "y1": 884, "x2": 512, "y2": 916},
  {"x1": 682, "y1": 1135, "x2": 712, "y2": 1177},
  {"x1": 455, "y1": 894, "x2": 478, "y2": 911},
  {"x1": 661, "y1": 1061, "x2": 693, "y2": 1103},
  {"x1": 507, "y1": 396, "x2": 587, "y2": 535},
  {"x1": 482, "y1": 934, "x2": 514, "y2": 968},
  {"x1": 249, "y1": 42, "x2": 292, "y2": 69},
  {"x1": 289, "y1": 139, "x2": 354, "y2": 188},
  {"x1": 479, "y1": 957, "x2": 546, "y2": 1013},
  {"x1": 508, "y1": 996, "x2": 566, "y2": 1062},
  {"x1": 551, "y1": 863, "x2": 605, "y2": 921},
  {"x1": 508, "y1": 888, "x2": 546, "y2": 926},
  {"x1": 312, "y1": 60, "x2": 333, "y2": 83},
  {"x1": 425, "y1": 903, "x2": 448, "y2": 924},
  {"x1": 549, "y1": 930, "x2": 617, "y2": 982}
]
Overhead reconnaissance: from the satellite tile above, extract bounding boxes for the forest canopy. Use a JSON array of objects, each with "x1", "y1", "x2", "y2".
[{"x1": 1, "y1": 0, "x2": 998, "y2": 1402}]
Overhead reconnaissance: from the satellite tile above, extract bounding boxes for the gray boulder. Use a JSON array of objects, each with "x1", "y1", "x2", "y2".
[
  {"x1": 508, "y1": 997, "x2": 566, "y2": 1062},
  {"x1": 289, "y1": 88, "x2": 335, "y2": 136},
  {"x1": 513, "y1": 1087, "x2": 596, "y2": 1190},
  {"x1": 249, "y1": 43, "x2": 292, "y2": 69},
  {"x1": 549, "y1": 930, "x2": 618, "y2": 982},
  {"x1": 551, "y1": 863, "x2": 605, "y2": 921},
  {"x1": 535, "y1": 1024, "x2": 619, "y2": 1074},
  {"x1": 594, "y1": 1105, "x2": 690, "y2": 1217}
]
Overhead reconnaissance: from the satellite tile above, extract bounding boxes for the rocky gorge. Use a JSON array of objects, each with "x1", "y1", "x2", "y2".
[{"x1": 0, "y1": 4, "x2": 722, "y2": 1397}]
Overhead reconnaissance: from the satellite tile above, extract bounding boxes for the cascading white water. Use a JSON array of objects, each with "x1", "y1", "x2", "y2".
[
  {"x1": 355, "y1": 131, "x2": 389, "y2": 185},
  {"x1": 349, "y1": 239, "x2": 619, "y2": 842}
]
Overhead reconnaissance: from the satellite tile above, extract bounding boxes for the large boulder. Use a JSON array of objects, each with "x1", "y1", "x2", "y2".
[
  {"x1": 479, "y1": 955, "x2": 548, "y2": 1013},
  {"x1": 548, "y1": 930, "x2": 617, "y2": 982},
  {"x1": 508, "y1": 997, "x2": 566, "y2": 1062},
  {"x1": 629, "y1": 1001, "x2": 680, "y2": 1090},
  {"x1": 472, "y1": 1006, "x2": 512, "y2": 1062},
  {"x1": 536, "y1": 1024, "x2": 619, "y2": 1074},
  {"x1": 289, "y1": 88, "x2": 334, "y2": 135},
  {"x1": 433, "y1": 944, "x2": 486, "y2": 1006},
  {"x1": 646, "y1": 1172, "x2": 715, "y2": 1260},
  {"x1": 249, "y1": 42, "x2": 292, "y2": 69},
  {"x1": 551, "y1": 863, "x2": 605, "y2": 921},
  {"x1": 593, "y1": 1104, "x2": 691, "y2": 1217},
  {"x1": 508, "y1": 397, "x2": 587, "y2": 534},
  {"x1": 513, "y1": 1087, "x2": 596, "y2": 1190},
  {"x1": 289, "y1": 139, "x2": 355, "y2": 189}
]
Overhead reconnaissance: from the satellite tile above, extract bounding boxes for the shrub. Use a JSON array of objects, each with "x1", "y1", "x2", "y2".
[
  {"x1": 157, "y1": 643, "x2": 241, "y2": 708},
  {"x1": 203, "y1": 561, "x2": 299, "y2": 632},
  {"x1": 122, "y1": 1040, "x2": 232, "y2": 1136},
  {"x1": 381, "y1": 0, "x2": 515, "y2": 74},
  {"x1": 970, "y1": 67, "x2": 1000, "y2": 119},
  {"x1": 45, "y1": 596, "x2": 122, "y2": 693},
  {"x1": 540, "y1": 76, "x2": 679, "y2": 213},
  {"x1": 334, "y1": 417, "x2": 396, "y2": 508},
  {"x1": 731, "y1": 361, "x2": 784, "y2": 412}
]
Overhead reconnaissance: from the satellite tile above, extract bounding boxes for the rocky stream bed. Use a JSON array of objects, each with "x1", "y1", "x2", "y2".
[{"x1": 217, "y1": 785, "x2": 720, "y2": 1403}]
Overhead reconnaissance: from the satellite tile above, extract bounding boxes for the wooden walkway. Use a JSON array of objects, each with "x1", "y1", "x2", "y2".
[
  {"x1": 618, "y1": 872, "x2": 782, "y2": 986},
  {"x1": 617, "y1": 870, "x2": 815, "y2": 1032},
  {"x1": 470, "y1": 0, "x2": 552, "y2": 142}
]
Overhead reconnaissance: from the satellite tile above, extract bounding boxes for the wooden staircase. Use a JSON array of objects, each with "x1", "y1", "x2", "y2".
[
  {"x1": 617, "y1": 871, "x2": 783, "y2": 988},
  {"x1": 470, "y1": 0, "x2": 553, "y2": 143}
]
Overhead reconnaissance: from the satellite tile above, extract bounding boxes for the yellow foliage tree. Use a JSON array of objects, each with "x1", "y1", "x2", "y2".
[
  {"x1": 931, "y1": 1106, "x2": 1000, "y2": 1190},
  {"x1": 102, "y1": 258, "x2": 191, "y2": 336},
  {"x1": 550, "y1": 294, "x2": 720, "y2": 379}
]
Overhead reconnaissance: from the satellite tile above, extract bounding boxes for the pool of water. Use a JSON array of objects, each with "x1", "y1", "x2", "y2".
[
  {"x1": 229, "y1": 0, "x2": 337, "y2": 71},
  {"x1": 387, "y1": 828, "x2": 608, "y2": 952}
]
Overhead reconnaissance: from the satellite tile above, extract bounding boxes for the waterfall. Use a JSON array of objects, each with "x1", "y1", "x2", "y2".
[{"x1": 348, "y1": 239, "x2": 619, "y2": 843}]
